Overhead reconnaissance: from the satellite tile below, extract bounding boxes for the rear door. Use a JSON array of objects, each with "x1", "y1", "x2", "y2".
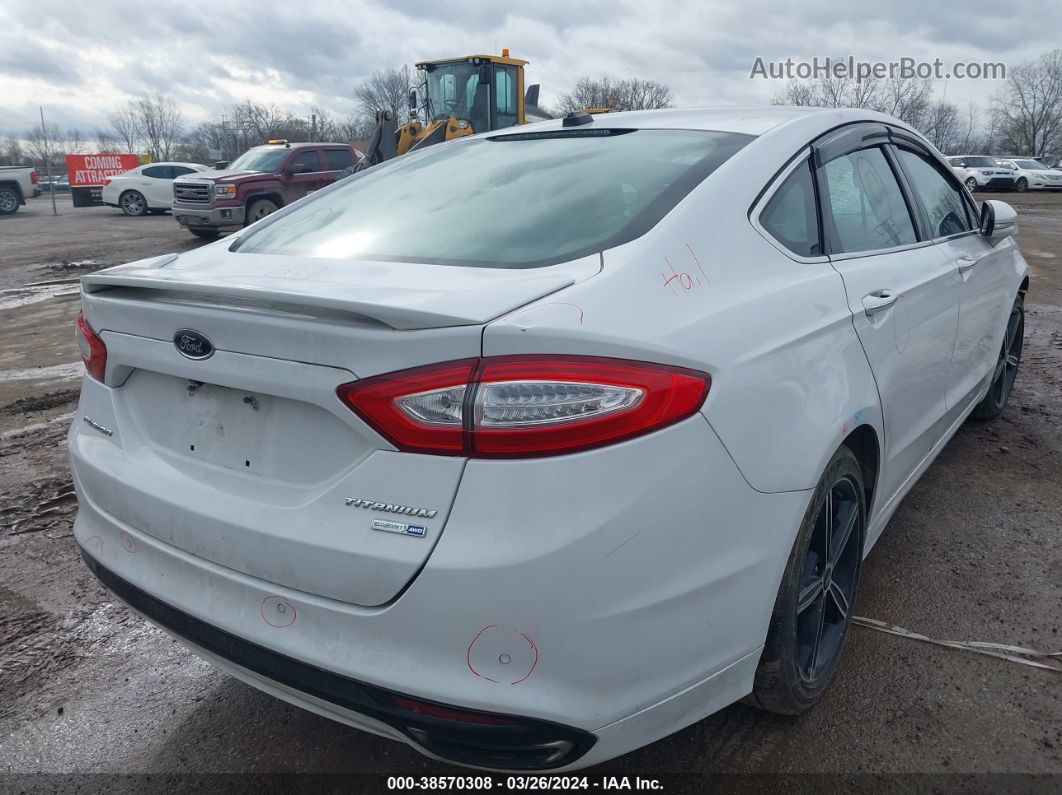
[
  {"x1": 141, "y1": 165, "x2": 175, "y2": 207},
  {"x1": 322, "y1": 148, "x2": 356, "y2": 186},
  {"x1": 285, "y1": 149, "x2": 325, "y2": 201},
  {"x1": 816, "y1": 128, "x2": 960, "y2": 504},
  {"x1": 889, "y1": 145, "x2": 1013, "y2": 414}
]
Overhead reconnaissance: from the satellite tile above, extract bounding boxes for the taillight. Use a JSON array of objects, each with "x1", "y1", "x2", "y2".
[
  {"x1": 338, "y1": 355, "x2": 710, "y2": 458},
  {"x1": 102, "y1": 178, "x2": 111, "y2": 186},
  {"x1": 75, "y1": 311, "x2": 107, "y2": 382},
  {"x1": 30, "y1": 170, "x2": 38, "y2": 184}
]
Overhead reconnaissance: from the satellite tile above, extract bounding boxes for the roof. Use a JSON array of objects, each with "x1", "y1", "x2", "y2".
[
  {"x1": 484, "y1": 105, "x2": 908, "y2": 138},
  {"x1": 252, "y1": 142, "x2": 349, "y2": 149},
  {"x1": 416, "y1": 54, "x2": 529, "y2": 68}
]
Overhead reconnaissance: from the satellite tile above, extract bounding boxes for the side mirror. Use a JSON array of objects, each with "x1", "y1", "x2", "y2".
[
  {"x1": 213, "y1": 161, "x2": 229, "y2": 170},
  {"x1": 408, "y1": 88, "x2": 418, "y2": 113},
  {"x1": 980, "y1": 199, "x2": 1017, "y2": 245},
  {"x1": 286, "y1": 163, "x2": 310, "y2": 176},
  {"x1": 478, "y1": 63, "x2": 492, "y2": 85}
]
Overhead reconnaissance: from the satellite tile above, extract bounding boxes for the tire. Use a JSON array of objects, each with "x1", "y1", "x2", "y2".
[
  {"x1": 190, "y1": 229, "x2": 219, "y2": 240},
  {"x1": 0, "y1": 186, "x2": 20, "y2": 215},
  {"x1": 747, "y1": 445, "x2": 865, "y2": 715},
  {"x1": 1015, "y1": 177, "x2": 1028, "y2": 193},
  {"x1": 119, "y1": 190, "x2": 148, "y2": 216},
  {"x1": 245, "y1": 198, "x2": 279, "y2": 225},
  {"x1": 965, "y1": 177, "x2": 977, "y2": 192},
  {"x1": 971, "y1": 293, "x2": 1024, "y2": 421}
]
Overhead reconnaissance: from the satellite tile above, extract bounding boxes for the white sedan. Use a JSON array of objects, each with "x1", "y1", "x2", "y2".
[
  {"x1": 101, "y1": 162, "x2": 209, "y2": 216},
  {"x1": 996, "y1": 157, "x2": 1062, "y2": 191},
  {"x1": 70, "y1": 107, "x2": 1027, "y2": 771}
]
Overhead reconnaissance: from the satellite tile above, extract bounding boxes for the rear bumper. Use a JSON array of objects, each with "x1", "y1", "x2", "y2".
[
  {"x1": 173, "y1": 202, "x2": 244, "y2": 229},
  {"x1": 80, "y1": 548, "x2": 595, "y2": 770},
  {"x1": 69, "y1": 377, "x2": 807, "y2": 769}
]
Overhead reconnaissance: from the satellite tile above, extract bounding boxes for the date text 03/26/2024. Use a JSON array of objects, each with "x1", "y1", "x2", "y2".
[{"x1": 387, "y1": 776, "x2": 664, "y2": 791}]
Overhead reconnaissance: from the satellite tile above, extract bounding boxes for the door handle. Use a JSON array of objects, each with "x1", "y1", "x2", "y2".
[
  {"x1": 956, "y1": 256, "x2": 977, "y2": 274},
  {"x1": 862, "y1": 290, "x2": 897, "y2": 317}
]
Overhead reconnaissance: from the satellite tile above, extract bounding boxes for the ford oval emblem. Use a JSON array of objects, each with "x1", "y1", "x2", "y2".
[{"x1": 173, "y1": 329, "x2": 215, "y2": 360}]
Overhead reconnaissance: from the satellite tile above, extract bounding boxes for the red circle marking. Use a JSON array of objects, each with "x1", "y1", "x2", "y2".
[
  {"x1": 511, "y1": 633, "x2": 539, "y2": 685},
  {"x1": 260, "y1": 596, "x2": 296, "y2": 628},
  {"x1": 467, "y1": 626, "x2": 538, "y2": 685},
  {"x1": 466, "y1": 625, "x2": 498, "y2": 682}
]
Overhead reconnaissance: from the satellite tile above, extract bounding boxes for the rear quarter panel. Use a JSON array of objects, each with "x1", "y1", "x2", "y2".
[{"x1": 483, "y1": 119, "x2": 883, "y2": 496}]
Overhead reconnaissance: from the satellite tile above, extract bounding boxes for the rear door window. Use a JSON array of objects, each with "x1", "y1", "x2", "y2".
[
  {"x1": 324, "y1": 149, "x2": 355, "y2": 170},
  {"x1": 142, "y1": 165, "x2": 173, "y2": 179},
  {"x1": 819, "y1": 147, "x2": 918, "y2": 254}
]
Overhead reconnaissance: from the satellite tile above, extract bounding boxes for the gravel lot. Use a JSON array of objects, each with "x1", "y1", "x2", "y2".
[{"x1": 1, "y1": 193, "x2": 1059, "y2": 785}]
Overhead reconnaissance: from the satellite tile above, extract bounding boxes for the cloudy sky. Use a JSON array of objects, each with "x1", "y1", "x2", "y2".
[{"x1": 1, "y1": 0, "x2": 1060, "y2": 139}]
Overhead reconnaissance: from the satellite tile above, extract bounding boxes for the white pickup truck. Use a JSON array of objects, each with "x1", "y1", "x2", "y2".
[{"x1": 0, "y1": 166, "x2": 39, "y2": 215}]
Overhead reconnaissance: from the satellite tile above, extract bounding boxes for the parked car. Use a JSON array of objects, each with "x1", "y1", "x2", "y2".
[
  {"x1": 995, "y1": 157, "x2": 1062, "y2": 191},
  {"x1": 0, "y1": 165, "x2": 38, "y2": 214},
  {"x1": 946, "y1": 155, "x2": 1015, "y2": 191},
  {"x1": 170, "y1": 141, "x2": 362, "y2": 239},
  {"x1": 39, "y1": 175, "x2": 70, "y2": 193},
  {"x1": 101, "y1": 162, "x2": 209, "y2": 216},
  {"x1": 70, "y1": 107, "x2": 1027, "y2": 772}
]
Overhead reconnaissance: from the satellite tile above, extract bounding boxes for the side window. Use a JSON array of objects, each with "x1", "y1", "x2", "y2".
[
  {"x1": 495, "y1": 65, "x2": 519, "y2": 128},
  {"x1": 820, "y1": 147, "x2": 917, "y2": 254},
  {"x1": 760, "y1": 160, "x2": 821, "y2": 257},
  {"x1": 171, "y1": 166, "x2": 196, "y2": 177},
  {"x1": 142, "y1": 165, "x2": 173, "y2": 179},
  {"x1": 894, "y1": 148, "x2": 974, "y2": 237},
  {"x1": 324, "y1": 149, "x2": 354, "y2": 170},
  {"x1": 290, "y1": 150, "x2": 323, "y2": 172}
]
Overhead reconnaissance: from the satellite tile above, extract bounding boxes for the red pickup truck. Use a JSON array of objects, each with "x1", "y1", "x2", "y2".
[{"x1": 171, "y1": 141, "x2": 362, "y2": 239}]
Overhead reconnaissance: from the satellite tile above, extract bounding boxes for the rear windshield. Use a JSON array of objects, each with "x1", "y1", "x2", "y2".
[
  {"x1": 963, "y1": 156, "x2": 997, "y2": 168},
  {"x1": 234, "y1": 129, "x2": 754, "y2": 268}
]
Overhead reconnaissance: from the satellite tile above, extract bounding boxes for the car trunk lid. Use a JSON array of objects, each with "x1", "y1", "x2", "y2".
[{"x1": 75, "y1": 251, "x2": 595, "y2": 605}]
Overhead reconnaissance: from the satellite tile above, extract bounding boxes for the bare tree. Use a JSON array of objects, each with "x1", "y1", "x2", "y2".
[
  {"x1": 3, "y1": 135, "x2": 25, "y2": 165},
  {"x1": 94, "y1": 129, "x2": 119, "y2": 153},
  {"x1": 992, "y1": 49, "x2": 1062, "y2": 157},
  {"x1": 921, "y1": 100, "x2": 961, "y2": 152},
  {"x1": 132, "y1": 92, "x2": 183, "y2": 161},
  {"x1": 355, "y1": 66, "x2": 413, "y2": 122},
  {"x1": 875, "y1": 77, "x2": 934, "y2": 128},
  {"x1": 558, "y1": 76, "x2": 673, "y2": 113},
  {"x1": 772, "y1": 79, "x2": 820, "y2": 106},
  {"x1": 774, "y1": 75, "x2": 882, "y2": 109},
  {"x1": 109, "y1": 102, "x2": 140, "y2": 152},
  {"x1": 64, "y1": 128, "x2": 87, "y2": 155},
  {"x1": 25, "y1": 120, "x2": 63, "y2": 173},
  {"x1": 337, "y1": 113, "x2": 372, "y2": 143}
]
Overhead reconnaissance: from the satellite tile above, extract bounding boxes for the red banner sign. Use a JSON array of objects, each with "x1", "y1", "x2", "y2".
[{"x1": 65, "y1": 153, "x2": 139, "y2": 187}]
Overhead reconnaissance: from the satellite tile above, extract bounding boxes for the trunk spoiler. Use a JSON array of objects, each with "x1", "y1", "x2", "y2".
[{"x1": 80, "y1": 254, "x2": 578, "y2": 331}]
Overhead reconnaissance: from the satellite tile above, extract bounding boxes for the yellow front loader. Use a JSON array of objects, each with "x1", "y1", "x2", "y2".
[{"x1": 360, "y1": 51, "x2": 549, "y2": 168}]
